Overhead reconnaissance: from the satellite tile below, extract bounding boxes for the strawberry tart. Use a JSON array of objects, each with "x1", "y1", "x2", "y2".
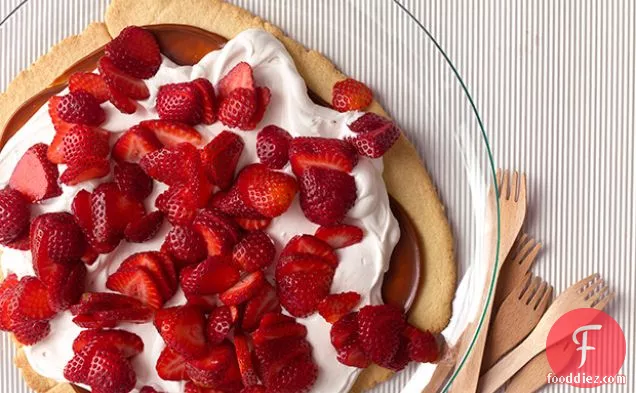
[{"x1": 0, "y1": 1, "x2": 456, "y2": 393}]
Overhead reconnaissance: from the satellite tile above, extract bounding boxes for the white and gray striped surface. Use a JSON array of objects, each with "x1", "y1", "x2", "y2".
[{"x1": 1, "y1": 1, "x2": 633, "y2": 392}]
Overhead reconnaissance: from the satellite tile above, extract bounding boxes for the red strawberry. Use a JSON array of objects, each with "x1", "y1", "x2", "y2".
[
  {"x1": 356, "y1": 304, "x2": 406, "y2": 367},
  {"x1": 46, "y1": 262, "x2": 87, "y2": 312},
  {"x1": 12, "y1": 320, "x2": 51, "y2": 345},
  {"x1": 256, "y1": 125, "x2": 292, "y2": 169},
  {"x1": 252, "y1": 319, "x2": 307, "y2": 346},
  {"x1": 275, "y1": 254, "x2": 335, "y2": 282},
  {"x1": 299, "y1": 166, "x2": 357, "y2": 225},
  {"x1": 84, "y1": 347, "x2": 137, "y2": 393},
  {"x1": 154, "y1": 305, "x2": 207, "y2": 359},
  {"x1": 60, "y1": 156, "x2": 111, "y2": 185},
  {"x1": 243, "y1": 86, "x2": 271, "y2": 130},
  {"x1": 346, "y1": 113, "x2": 400, "y2": 158},
  {"x1": 206, "y1": 305, "x2": 239, "y2": 345},
  {"x1": 63, "y1": 343, "x2": 94, "y2": 383},
  {"x1": 403, "y1": 325, "x2": 439, "y2": 363},
  {"x1": 280, "y1": 234, "x2": 338, "y2": 267},
  {"x1": 236, "y1": 164, "x2": 298, "y2": 218},
  {"x1": 106, "y1": 266, "x2": 164, "y2": 309},
  {"x1": 13, "y1": 276, "x2": 56, "y2": 320},
  {"x1": 108, "y1": 84, "x2": 138, "y2": 114},
  {"x1": 140, "y1": 119, "x2": 203, "y2": 147},
  {"x1": 186, "y1": 343, "x2": 243, "y2": 391},
  {"x1": 266, "y1": 353, "x2": 317, "y2": 393},
  {"x1": 192, "y1": 78, "x2": 217, "y2": 124},
  {"x1": 276, "y1": 270, "x2": 333, "y2": 318},
  {"x1": 140, "y1": 142, "x2": 200, "y2": 185},
  {"x1": 201, "y1": 131, "x2": 244, "y2": 190},
  {"x1": 164, "y1": 225, "x2": 207, "y2": 266},
  {"x1": 140, "y1": 387, "x2": 163, "y2": 393},
  {"x1": 218, "y1": 87, "x2": 257, "y2": 129},
  {"x1": 105, "y1": 26, "x2": 161, "y2": 79},
  {"x1": 81, "y1": 245, "x2": 99, "y2": 265},
  {"x1": 235, "y1": 218, "x2": 271, "y2": 231},
  {"x1": 72, "y1": 189, "x2": 118, "y2": 253},
  {"x1": 318, "y1": 292, "x2": 361, "y2": 323},
  {"x1": 70, "y1": 292, "x2": 153, "y2": 326},
  {"x1": 234, "y1": 334, "x2": 259, "y2": 386},
  {"x1": 156, "y1": 345, "x2": 189, "y2": 381},
  {"x1": 0, "y1": 188, "x2": 30, "y2": 243},
  {"x1": 155, "y1": 184, "x2": 199, "y2": 225},
  {"x1": 254, "y1": 336, "x2": 311, "y2": 386},
  {"x1": 0, "y1": 227, "x2": 30, "y2": 250},
  {"x1": 332, "y1": 78, "x2": 373, "y2": 112},
  {"x1": 330, "y1": 312, "x2": 358, "y2": 349},
  {"x1": 61, "y1": 125, "x2": 110, "y2": 163},
  {"x1": 192, "y1": 209, "x2": 241, "y2": 256},
  {"x1": 184, "y1": 292, "x2": 218, "y2": 312},
  {"x1": 119, "y1": 251, "x2": 176, "y2": 300},
  {"x1": 289, "y1": 137, "x2": 358, "y2": 176},
  {"x1": 9, "y1": 143, "x2": 61, "y2": 202},
  {"x1": 180, "y1": 256, "x2": 240, "y2": 295},
  {"x1": 30, "y1": 212, "x2": 86, "y2": 264},
  {"x1": 156, "y1": 82, "x2": 202, "y2": 125},
  {"x1": 232, "y1": 231, "x2": 275, "y2": 272},
  {"x1": 124, "y1": 211, "x2": 164, "y2": 242},
  {"x1": 91, "y1": 183, "x2": 145, "y2": 246},
  {"x1": 315, "y1": 224, "x2": 363, "y2": 249},
  {"x1": 260, "y1": 313, "x2": 296, "y2": 329},
  {"x1": 209, "y1": 187, "x2": 264, "y2": 219},
  {"x1": 242, "y1": 283, "x2": 281, "y2": 332},
  {"x1": 73, "y1": 329, "x2": 144, "y2": 358},
  {"x1": 69, "y1": 72, "x2": 110, "y2": 103},
  {"x1": 219, "y1": 271, "x2": 266, "y2": 306},
  {"x1": 71, "y1": 292, "x2": 146, "y2": 314},
  {"x1": 241, "y1": 386, "x2": 267, "y2": 393},
  {"x1": 217, "y1": 62, "x2": 255, "y2": 100},
  {"x1": 114, "y1": 162, "x2": 153, "y2": 201},
  {"x1": 56, "y1": 91, "x2": 106, "y2": 126},
  {"x1": 48, "y1": 96, "x2": 74, "y2": 136},
  {"x1": 384, "y1": 337, "x2": 410, "y2": 371},
  {"x1": 336, "y1": 341, "x2": 370, "y2": 368},
  {"x1": 112, "y1": 125, "x2": 163, "y2": 163},
  {"x1": 98, "y1": 56, "x2": 150, "y2": 99}
]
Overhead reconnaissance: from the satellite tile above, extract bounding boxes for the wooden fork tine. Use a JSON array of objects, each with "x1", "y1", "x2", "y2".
[
  {"x1": 582, "y1": 278, "x2": 605, "y2": 298},
  {"x1": 535, "y1": 285, "x2": 553, "y2": 312},
  {"x1": 513, "y1": 239, "x2": 541, "y2": 267},
  {"x1": 501, "y1": 170, "x2": 510, "y2": 199},
  {"x1": 529, "y1": 281, "x2": 548, "y2": 306},
  {"x1": 575, "y1": 273, "x2": 600, "y2": 290},
  {"x1": 518, "y1": 172, "x2": 527, "y2": 203},
  {"x1": 522, "y1": 276, "x2": 541, "y2": 303},
  {"x1": 588, "y1": 283, "x2": 609, "y2": 305},
  {"x1": 515, "y1": 272, "x2": 533, "y2": 298},
  {"x1": 593, "y1": 291, "x2": 616, "y2": 310}
]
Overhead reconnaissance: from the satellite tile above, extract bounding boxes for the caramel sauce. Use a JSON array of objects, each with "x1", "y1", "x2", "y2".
[{"x1": 0, "y1": 24, "x2": 420, "y2": 311}]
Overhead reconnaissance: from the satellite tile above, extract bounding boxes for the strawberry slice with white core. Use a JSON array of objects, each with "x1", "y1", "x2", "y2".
[
  {"x1": 140, "y1": 119, "x2": 203, "y2": 147},
  {"x1": 112, "y1": 125, "x2": 163, "y2": 163},
  {"x1": 315, "y1": 224, "x2": 364, "y2": 249},
  {"x1": 219, "y1": 270, "x2": 266, "y2": 306},
  {"x1": 153, "y1": 305, "x2": 207, "y2": 359},
  {"x1": 217, "y1": 62, "x2": 255, "y2": 100}
]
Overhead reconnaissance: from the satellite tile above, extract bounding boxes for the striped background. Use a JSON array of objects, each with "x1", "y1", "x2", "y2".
[{"x1": 1, "y1": 1, "x2": 633, "y2": 392}]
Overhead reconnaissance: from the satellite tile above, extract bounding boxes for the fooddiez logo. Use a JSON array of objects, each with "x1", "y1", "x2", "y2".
[{"x1": 545, "y1": 308, "x2": 626, "y2": 388}]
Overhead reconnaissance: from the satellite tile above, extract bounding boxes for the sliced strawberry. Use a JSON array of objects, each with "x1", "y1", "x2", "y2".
[
  {"x1": 346, "y1": 113, "x2": 401, "y2": 158},
  {"x1": 289, "y1": 136, "x2": 358, "y2": 177},
  {"x1": 403, "y1": 324, "x2": 439, "y2": 363},
  {"x1": 119, "y1": 251, "x2": 176, "y2": 300},
  {"x1": 69, "y1": 72, "x2": 110, "y2": 103},
  {"x1": 260, "y1": 313, "x2": 296, "y2": 329},
  {"x1": 218, "y1": 87, "x2": 257, "y2": 129},
  {"x1": 0, "y1": 274, "x2": 18, "y2": 298},
  {"x1": 64, "y1": 342, "x2": 94, "y2": 384},
  {"x1": 155, "y1": 184, "x2": 199, "y2": 225},
  {"x1": 219, "y1": 270, "x2": 266, "y2": 306},
  {"x1": 47, "y1": 131, "x2": 71, "y2": 164},
  {"x1": 192, "y1": 209, "x2": 241, "y2": 256},
  {"x1": 13, "y1": 276, "x2": 56, "y2": 320},
  {"x1": 242, "y1": 283, "x2": 281, "y2": 332},
  {"x1": 299, "y1": 166, "x2": 357, "y2": 225},
  {"x1": 276, "y1": 269, "x2": 333, "y2": 318},
  {"x1": 180, "y1": 255, "x2": 240, "y2": 295},
  {"x1": 106, "y1": 266, "x2": 164, "y2": 309},
  {"x1": 156, "y1": 82, "x2": 202, "y2": 125},
  {"x1": 266, "y1": 352, "x2": 317, "y2": 393},
  {"x1": 81, "y1": 245, "x2": 99, "y2": 265},
  {"x1": 30, "y1": 212, "x2": 86, "y2": 264},
  {"x1": 91, "y1": 182, "x2": 145, "y2": 247},
  {"x1": 256, "y1": 125, "x2": 292, "y2": 169},
  {"x1": 61, "y1": 125, "x2": 110, "y2": 163},
  {"x1": 140, "y1": 387, "x2": 163, "y2": 393},
  {"x1": 12, "y1": 319, "x2": 51, "y2": 345},
  {"x1": 60, "y1": 156, "x2": 111, "y2": 185},
  {"x1": 252, "y1": 319, "x2": 308, "y2": 346},
  {"x1": 108, "y1": 84, "x2": 138, "y2": 114},
  {"x1": 356, "y1": 304, "x2": 406, "y2": 368},
  {"x1": 48, "y1": 96, "x2": 74, "y2": 135},
  {"x1": 385, "y1": 337, "x2": 410, "y2": 371},
  {"x1": 236, "y1": 164, "x2": 298, "y2": 218},
  {"x1": 155, "y1": 252, "x2": 178, "y2": 288},
  {"x1": 275, "y1": 254, "x2": 335, "y2": 284},
  {"x1": 184, "y1": 292, "x2": 218, "y2": 312},
  {"x1": 243, "y1": 86, "x2": 271, "y2": 130},
  {"x1": 72, "y1": 189, "x2": 118, "y2": 253},
  {"x1": 70, "y1": 292, "x2": 153, "y2": 327},
  {"x1": 9, "y1": 143, "x2": 61, "y2": 202},
  {"x1": 186, "y1": 342, "x2": 242, "y2": 391},
  {"x1": 0, "y1": 227, "x2": 30, "y2": 250},
  {"x1": 336, "y1": 341, "x2": 370, "y2": 368},
  {"x1": 140, "y1": 119, "x2": 203, "y2": 147},
  {"x1": 332, "y1": 78, "x2": 373, "y2": 112},
  {"x1": 112, "y1": 125, "x2": 163, "y2": 163},
  {"x1": 83, "y1": 347, "x2": 137, "y2": 393},
  {"x1": 234, "y1": 334, "x2": 259, "y2": 386},
  {"x1": 232, "y1": 231, "x2": 276, "y2": 273},
  {"x1": 114, "y1": 162, "x2": 153, "y2": 201},
  {"x1": 318, "y1": 292, "x2": 361, "y2": 323},
  {"x1": 280, "y1": 234, "x2": 338, "y2": 267},
  {"x1": 240, "y1": 386, "x2": 267, "y2": 393},
  {"x1": 315, "y1": 224, "x2": 363, "y2": 249},
  {"x1": 235, "y1": 218, "x2": 271, "y2": 231},
  {"x1": 154, "y1": 305, "x2": 207, "y2": 359},
  {"x1": 253, "y1": 336, "x2": 311, "y2": 386},
  {"x1": 192, "y1": 78, "x2": 216, "y2": 124},
  {"x1": 209, "y1": 187, "x2": 265, "y2": 219},
  {"x1": 124, "y1": 211, "x2": 164, "y2": 243},
  {"x1": 140, "y1": 142, "x2": 200, "y2": 185},
  {"x1": 164, "y1": 225, "x2": 207, "y2": 266},
  {"x1": 46, "y1": 262, "x2": 87, "y2": 312},
  {"x1": 71, "y1": 292, "x2": 146, "y2": 315},
  {"x1": 105, "y1": 26, "x2": 161, "y2": 79},
  {"x1": 330, "y1": 312, "x2": 358, "y2": 349},
  {"x1": 201, "y1": 131, "x2": 244, "y2": 190},
  {"x1": 56, "y1": 91, "x2": 106, "y2": 126},
  {"x1": 99, "y1": 56, "x2": 150, "y2": 99},
  {"x1": 73, "y1": 329, "x2": 144, "y2": 358},
  {"x1": 206, "y1": 305, "x2": 239, "y2": 345},
  {"x1": 0, "y1": 188, "x2": 30, "y2": 244},
  {"x1": 217, "y1": 62, "x2": 255, "y2": 100},
  {"x1": 156, "y1": 345, "x2": 189, "y2": 381}
]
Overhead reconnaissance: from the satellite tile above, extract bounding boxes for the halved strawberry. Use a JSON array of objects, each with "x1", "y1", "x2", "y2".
[
  {"x1": 91, "y1": 182, "x2": 145, "y2": 247},
  {"x1": 242, "y1": 283, "x2": 281, "y2": 332},
  {"x1": 256, "y1": 125, "x2": 292, "y2": 169},
  {"x1": 124, "y1": 211, "x2": 164, "y2": 243},
  {"x1": 252, "y1": 319, "x2": 307, "y2": 346},
  {"x1": 346, "y1": 113, "x2": 401, "y2": 158},
  {"x1": 243, "y1": 86, "x2": 271, "y2": 130},
  {"x1": 61, "y1": 125, "x2": 110, "y2": 163},
  {"x1": 105, "y1": 26, "x2": 161, "y2": 79},
  {"x1": 81, "y1": 245, "x2": 99, "y2": 265},
  {"x1": 108, "y1": 84, "x2": 138, "y2": 114},
  {"x1": 336, "y1": 341, "x2": 370, "y2": 368},
  {"x1": 201, "y1": 131, "x2": 244, "y2": 190},
  {"x1": 259, "y1": 348, "x2": 316, "y2": 393},
  {"x1": 106, "y1": 266, "x2": 164, "y2": 309},
  {"x1": 206, "y1": 305, "x2": 239, "y2": 345},
  {"x1": 72, "y1": 189, "x2": 118, "y2": 253},
  {"x1": 71, "y1": 292, "x2": 146, "y2": 315},
  {"x1": 72, "y1": 329, "x2": 144, "y2": 358},
  {"x1": 164, "y1": 225, "x2": 207, "y2": 266},
  {"x1": 253, "y1": 336, "x2": 311, "y2": 387},
  {"x1": 192, "y1": 209, "x2": 241, "y2": 256},
  {"x1": 330, "y1": 312, "x2": 358, "y2": 349},
  {"x1": 12, "y1": 319, "x2": 51, "y2": 345},
  {"x1": 180, "y1": 255, "x2": 240, "y2": 295},
  {"x1": 156, "y1": 82, "x2": 203, "y2": 125},
  {"x1": 234, "y1": 334, "x2": 259, "y2": 386},
  {"x1": 275, "y1": 254, "x2": 335, "y2": 283},
  {"x1": 112, "y1": 125, "x2": 163, "y2": 163},
  {"x1": 356, "y1": 304, "x2": 406, "y2": 368},
  {"x1": 12, "y1": 276, "x2": 55, "y2": 320},
  {"x1": 403, "y1": 324, "x2": 439, "y2": 363},
  {"x1": 60, "y1": 156, "x2": 111, "y2": 185},
  {"x1": 0, "y1": 227, "x2": 30, "y2": 251},
  {"x1": 156, "y1": 345, "x2": 189, "y2": 381},
  {"x1": 154, "y1": 305, "x2": 207, "y2": 359},
  {"x1": 332, "y1": 78, "x2": 373, "y2": 112},
  {"x1": 236, "y1": 164, "x2": 298, "y2": 218},
  {"x1": 155, "y1": 184, "x2": 199, "y2": 225},
  {"x1": 218, "y1": 87, "x2": 257, "y2": 129},
  {"x1": 276, "y1": 269, "x2": 333, "y2": 318},
  {"x1": 232, "y1": 230, "x2": 275, "y2": 273},
  {"x1": 315, "y1": 224, "x2": 363, "y2": 249},
  {"x1": 235, "y1": 218, "x2": 271, "y2": 231},
  {"x1": 82, "y1": 347, "x2": 137, "y2": 393},
  {"x1": 240, "y1": 386, "x2": 267, "y2": 393},
  {"x1": 48, "y1": 96, "x2": 74, "y2": 136},
  {"x1": 69, "y1": 72, "x2": 110, "y2": 103},
  {"x1": 219, "y1": 270, "x2": 266, "y2": 306},
  {"x1": 9, "y1": 143, "x2": 61, "y2": 202},
  {"x1": 119, "y1": 251, "x2": 176, "y2": 301},
  {"x1": 260, "y1": 313, "x2": 296, "y2": 329},
  {"x1": 99, "y1": 56, "x2": 150, "y2": 99},
  {"x1": 46, "y1": 262, "x2": 87, "y2": 312},
  {"x1": 289, "y1": 137, "x2": 358, "y2": 176},
  {"x1": 317, "y1": 292, "x2": 361, "y2": 323},
  {"x1": 70, "y1": 292, "x2": 153, "y2": 327},
  {"x1": 192, "y1": 78, "x2": 216, "y2": 124},
  {"x1": 299, "y1": 166, "x2": 357, "y2": 225},
  {"x1": 140, "y1": 387, "x2": 163, "y2": 393},
  {"x1": 184, "y1": 292, "x2": 218, "y2": 312},
  {"x1": 209, "y1": 187, "x2": 265, "y2": 219},
  {"x1": 186, "y1": 342, "x2": 242, "y2": 391},
  {"x1": 30, "y1": 212, "x2": 86, "y2": 264},
  {"x1": 217, "y1": 62, "x2": 255, "y2": 100},
  {"x1": 140, "y1": 142, "x2": 200, "y2": 185},
  {"x1": 114, "y1": 162, "x2": 153, "y2": 201},
  {"x1": 0, "y1": 188, "x2": 30, "y2": 244},
  {"x1": 140, "y1": 119, "x2": 203, "y2": 147},
  {"x1": 280, "y1": 234, "x2": 338, "y2": 267},
  {"x1": 56, "y1": 91, "x2": 106, "y2": 126}
]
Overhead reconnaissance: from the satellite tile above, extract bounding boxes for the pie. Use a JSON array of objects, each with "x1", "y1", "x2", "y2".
[{"x1": 0, "y1": 1, "x2": 456, "y2": 392}]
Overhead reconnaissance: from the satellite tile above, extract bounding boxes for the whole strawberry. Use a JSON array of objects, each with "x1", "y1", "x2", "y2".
[
  {"x1": 0, "y1": 188, "x2": 30, "y2": 244},
  {"x1": 105, "y1": 25, "x2": 161, "y2": 79},
  {"x1": 156, "y1": 82, "x2": 202, "y2": 125},
  {"x1": 332, "y1": 78, "x2": 373, "y2": 112},
  {"x1": 57, "y1": 91, "x2": 106, "y2": 126}
]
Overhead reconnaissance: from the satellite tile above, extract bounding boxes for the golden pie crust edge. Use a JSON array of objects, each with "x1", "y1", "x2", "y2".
[{"x1": 0, "y1": 0, "x2": 457, "y2": 392}]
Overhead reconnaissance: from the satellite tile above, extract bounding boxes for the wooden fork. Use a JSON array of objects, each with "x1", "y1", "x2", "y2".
[
  {"x1": 505, "y1": 290, "x2": 616, "y2": 393},
  {"x1": 478, "y1": 274, "x2": 613, "y2": 393},
  {"x1": 481, "y1": 273, "x2": 553, "y2": 372},
  {"x1": 446, "y1": 169, "x2": 527, "y2": 393}
]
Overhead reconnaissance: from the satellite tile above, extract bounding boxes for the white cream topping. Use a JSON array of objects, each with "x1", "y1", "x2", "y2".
[{"x1": 0, "y1": 29, "x2": 400, "y2": 393}]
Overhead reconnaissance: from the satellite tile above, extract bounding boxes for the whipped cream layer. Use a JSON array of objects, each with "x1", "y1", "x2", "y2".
[{"x1": 0, "y1": 29, "x2": 400, "y2": 393}]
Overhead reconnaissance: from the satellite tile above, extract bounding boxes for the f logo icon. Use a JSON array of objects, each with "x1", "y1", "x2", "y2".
[{"x1": 572, "y1": 324, "x2": 602, "y2": 368}]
